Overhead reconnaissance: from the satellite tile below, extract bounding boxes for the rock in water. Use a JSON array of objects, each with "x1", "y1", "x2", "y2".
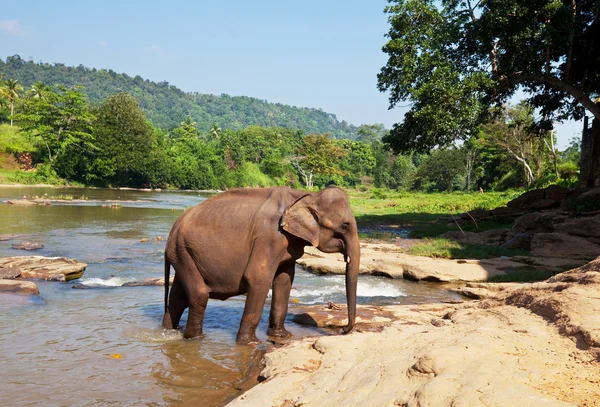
[
  {"x1": 0, "y1": 256, "x2": 87, "y2": 281},
  {"x1": 0, "y1": 280, "x2": 39, "y2": 295},
  {"x1": 0, "y1": 266, "x2": 21, "y2": 279},
  {"x1": 11, "y1": 242, "x2": 44, "y2": 251},
  {"x1": 6, "y1": 199, "x2": 36, "y2": 206}
]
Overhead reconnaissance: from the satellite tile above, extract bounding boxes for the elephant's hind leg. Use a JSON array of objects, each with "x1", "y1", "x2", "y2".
[
  {"x1": 177, "y1": 250, "x2": 210, "y2": 339},
  {"x1": 162, "y1": 274, "x2": 189, "y2": 329}
]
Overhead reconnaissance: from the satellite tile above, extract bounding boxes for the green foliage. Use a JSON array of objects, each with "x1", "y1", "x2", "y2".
[
  {"x1": 350, "y1": 189, "x2": 522, "y2": 238},
  {"x1": 0, "y1": 124, "x2": 36, "y2": 153},
  {"x1": 0, "y1": 55, "x2": 359, "y2": 139},
  {"x1": 406, "y1": 238, "x2": 528, "y2": 259},
  {"x1": 413, "y1": 148, "x2": 466, "y2": 192},
  {"x1": 81, "y1": 93, "x2": 156, "y2": 186},
  {"x1": 379, "y1": 0, "x2": 600, "y2": 157},
  {"x1": 15, "y1": 85, "x2": 95, "y2": 167},
  {"x1": 230, "y1": 162, "x2": 275, "y2": 188}
]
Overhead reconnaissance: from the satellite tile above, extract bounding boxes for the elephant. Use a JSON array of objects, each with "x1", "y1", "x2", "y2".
[{"x1": 161, "y1": 186, "x2": 361, "y2": 344}]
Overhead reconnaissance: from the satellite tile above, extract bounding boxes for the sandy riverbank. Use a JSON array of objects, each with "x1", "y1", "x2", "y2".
[{"x1": 227, "y1": 258, "x2": 600, "y2": 406}]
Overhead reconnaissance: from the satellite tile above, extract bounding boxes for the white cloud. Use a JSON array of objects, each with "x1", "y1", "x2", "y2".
[
  {"x1": 0, "y1": 20, "x2": 32, "y2": 38},
  {"x1": 97, "y1": 40, "x2": 109, "y2": 47}
]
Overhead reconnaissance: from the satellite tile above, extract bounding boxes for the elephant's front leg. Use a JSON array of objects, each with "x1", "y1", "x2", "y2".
[
  {"x1": 236, "y1": 275, "x2": 271, "y2": 344},
  {"x1": 236, "y1": 251, "x2": 280, "y2": 344},
  {"x1": 267, "y1": 262, "x2": 295, "y2": 338}
]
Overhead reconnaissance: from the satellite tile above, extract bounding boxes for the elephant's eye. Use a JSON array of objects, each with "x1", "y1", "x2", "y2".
[{"x1": 340, "y1": 222, "x2": 350, "y2": 232}]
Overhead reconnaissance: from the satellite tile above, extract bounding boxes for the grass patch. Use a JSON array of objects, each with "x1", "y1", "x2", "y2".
[
  {"x1": 0, "y1": 168, "x2": 80, "y2": 186},
  {"x1": 349, "y1": 189, "x2": 523, "y2": 239},
  {"x1": 405, "y1": 238, "x2": 529, "y2": 259}
]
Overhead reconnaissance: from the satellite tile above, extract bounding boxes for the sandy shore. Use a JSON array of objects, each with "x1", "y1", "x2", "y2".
[{"x1": 227, "y1": 258, "x2": 600, "y2": 406}]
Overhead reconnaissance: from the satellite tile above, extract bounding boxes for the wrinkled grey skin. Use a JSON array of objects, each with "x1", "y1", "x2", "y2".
[{"x1": 162, "y1": 186, "x2": 360, "y2": 344}]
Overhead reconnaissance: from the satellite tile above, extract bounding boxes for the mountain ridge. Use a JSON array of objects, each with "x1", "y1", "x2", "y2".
[{"x1": 0, "y1": 54, "x2": 360, "y2": 139}]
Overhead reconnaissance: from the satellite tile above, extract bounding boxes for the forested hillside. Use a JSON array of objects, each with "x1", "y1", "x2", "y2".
[{"x1": 0, "y1": 55, "x2": 358, "y2": 138}]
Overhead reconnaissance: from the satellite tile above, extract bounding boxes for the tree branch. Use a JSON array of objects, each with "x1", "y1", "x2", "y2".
[{"x1": 503, "y1": 73, "x2": 600, "y2": 120}]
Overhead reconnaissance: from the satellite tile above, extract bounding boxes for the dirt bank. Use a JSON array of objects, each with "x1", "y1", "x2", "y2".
[{"x1": 227, "y1": 258, "x2": 600, "y2": 406}]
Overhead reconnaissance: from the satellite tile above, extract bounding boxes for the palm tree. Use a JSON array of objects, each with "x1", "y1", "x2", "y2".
[
  {"x1": 209, "y1": 123, "x2": 221, "y2": 141},
  {"x1": 29, "y1": 81, "x2": 49, "y2": 100},
  {"x1": 0, "y1": 79, "x2": 24, "y2": 126}
]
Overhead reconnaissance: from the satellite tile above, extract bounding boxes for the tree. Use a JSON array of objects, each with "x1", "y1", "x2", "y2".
[
  {"x1": 356, "y1": 124, "x2": 387, "y2": 143},
  {"x1": 378, "y1": 0, "x2": 600, "y2": 185},
  {"x1": 414, "y1": 148, "x2": 466, "y2": 192},
  {"x1": 85, "y1": 93, "x2": 156, "y2": 186},
  {"x1": 29, "y1": 81, "x2": 50, "y2": 100},
  {"x1": 0, "y1": 78, "x2": 23, "y2": 126},
  {"x1": 290, "y1": 134, "x2": 347, "y2": 189},
  {"x1": 16, "y1": 85, "x2": 95, "y2": 166}
]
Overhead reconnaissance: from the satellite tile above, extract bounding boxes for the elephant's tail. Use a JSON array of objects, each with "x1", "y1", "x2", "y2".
[{"x1": 164, "y1": 254, "x2": 170, "y2": 314}]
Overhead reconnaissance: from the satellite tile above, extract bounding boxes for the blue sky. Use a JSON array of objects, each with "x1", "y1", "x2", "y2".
[{"x1": 0, "y1": 0, "x2": 584, "y2": 149}]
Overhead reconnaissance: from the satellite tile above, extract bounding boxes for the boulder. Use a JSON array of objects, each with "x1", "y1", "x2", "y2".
[
  {"x1": 11, "y1": 242, "x2": 44, "y2": 251},
  {"x1": 506, "y1": 188, "x2": 545, "y2": 209},
  {"x1": 554, "y1": 213, "x2": 600, "y2": 244},
  {"x1": 527, "y1": 198, "x2": 558, "y2": 210},
  {"x1": 501, "y1": 232, "x2": 533, "y2": 250},
  {"x1": 544, "y1": 185, "x2": 570, "y2": 201},
  {"x1": 0, "y1": 266, "x2": 21, "y2": 279},
  {"x1": 0, "y1": 256, "x2": 87, "y2": 281},
  {"x1": 0, "y1": 280, "x2": 39, "y2": 295},
  {"x1": 290, "y1": 304, "x2": 398, "y2": 331},
  {"x1": 512, "y1": 211, "x2": 567, "y2": 232},
  {"x1": 570, "y1": 186, "x2": 600, "y2": 212},
  {"x1": 530, "y1": 233, "x2": 600, "y2": 260}
]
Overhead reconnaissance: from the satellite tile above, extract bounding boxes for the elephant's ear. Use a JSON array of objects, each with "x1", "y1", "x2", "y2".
[{"x1": 281, "y1": 195, "x2": 319, "y2": 247}]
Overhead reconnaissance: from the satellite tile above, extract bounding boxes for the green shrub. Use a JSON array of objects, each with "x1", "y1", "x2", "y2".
[{"x1": 0, "y1": 124, "x2": 37, "y2": 154}]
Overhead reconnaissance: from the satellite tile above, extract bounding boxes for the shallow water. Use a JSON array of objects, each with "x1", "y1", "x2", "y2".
[{"x1": 0, "y1": 186, "x2": 461, "y2": 406}]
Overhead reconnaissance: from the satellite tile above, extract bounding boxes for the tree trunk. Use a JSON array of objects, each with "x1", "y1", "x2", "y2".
[
  {"x1": 10, "y1": 102, "x2": 14, "y2": 126},
  {"x1": 579, "y1": 116, "x2": 600, "y2": 187}
]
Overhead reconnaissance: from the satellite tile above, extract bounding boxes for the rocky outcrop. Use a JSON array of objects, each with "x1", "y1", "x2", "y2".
[
  {"x1": 531, "y1": 232, "x2": 600, "y2": 259},
  {"x1": 0, "y1": 280, "x2": 39, "y2": 295},
  {"x1": 506, "y1": 185, "x2": 571, "y2": 210},
  {"x1": 0, "y1": 256, "x2": 87, "y2": 281},
  {"x1": 228, "y1": 259, "x2": 600, "y2": 407},
  {"x1": 290, "y1": 304, "x2": 400, "y2": 331},
  {"x1": 298, "y1": 244, "x2": 578, "y2": 282},
  {"x1": 445, "y1": 186, "x2": 600, "y2": 259}
]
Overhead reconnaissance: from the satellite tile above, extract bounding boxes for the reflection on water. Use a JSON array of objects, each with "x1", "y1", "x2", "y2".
[{"x1": 0, "y1": 186, "x2": 461, "y2": 406}]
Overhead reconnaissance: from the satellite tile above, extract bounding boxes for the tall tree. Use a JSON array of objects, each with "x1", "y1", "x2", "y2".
[
  {"x1": 290, "y1": 134, "x2": 347, "y2": 189},
  {"x1": 479, "y1": 103, "x2": 547, "y2": 186},
  {"x1": 378, "y1": 0, "x2": 600, "y2": 185},
  {"x1": 86, "y1": 93, "x2": 156, "y2": 186},
  {"x1": 16, "y1": 85, "x2": 95, "y2": 165},
  {"x1": 0, "y1": 78, "x2": 23, "y2": 126},
  {"x1": 29, "y1": 81, "x2": 49, "y2": 100}
]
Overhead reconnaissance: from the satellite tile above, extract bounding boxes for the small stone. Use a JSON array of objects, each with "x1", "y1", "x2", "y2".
[
  {"x1": 12, "y1": 242, "x2": 44, "y2": 251},
  {"x1": 0, "y1": 279, "x2": 39, "y2": 295},
  {"x1": 139, "y1": 238, "x2": 149, "y2": 242}
]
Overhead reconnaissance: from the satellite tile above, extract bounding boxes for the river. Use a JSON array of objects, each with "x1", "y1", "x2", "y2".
[{"x1": 0, "y1": 186, "x2": 461, "y2": 406}]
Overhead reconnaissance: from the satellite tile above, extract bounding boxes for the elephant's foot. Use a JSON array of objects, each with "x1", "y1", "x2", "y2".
[
  {"x1": 236, "y1": 332, "x2": 261, "y2": 345},
  {"x1": 267, "y1": 326, "x2": 292, "y2": 338},
  {"x1": 183, "y1": 326, "x2": 203, "y2": 339}
]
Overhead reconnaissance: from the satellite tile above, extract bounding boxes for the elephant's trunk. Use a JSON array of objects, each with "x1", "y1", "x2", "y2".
[{"x1": 341, "y1": 230, "x2": 360, "y2": 334}]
